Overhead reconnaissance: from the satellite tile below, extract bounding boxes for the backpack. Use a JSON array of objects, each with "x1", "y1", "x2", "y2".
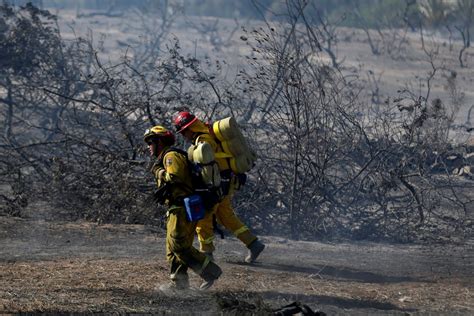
[
  {"x1": 169, "y1": 147, "x2": 223, "y2": 210},
  {"x1": 209, "y1": 117, "x2": 257, "y2": 174},
  {"x1": 187, "y1": 142, "x2": 222, "y2": 190}
]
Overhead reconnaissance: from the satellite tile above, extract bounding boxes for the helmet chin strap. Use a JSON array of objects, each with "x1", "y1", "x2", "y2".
[{"x1": 152, "y1": 139, "x2": 165, "y2": 157}]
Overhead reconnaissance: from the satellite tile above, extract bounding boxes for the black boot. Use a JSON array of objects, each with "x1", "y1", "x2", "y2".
[
  {"x1": 199, "y1": 261, "x2": 222, "y2": 290},
  {"x1": 245, "y1": 239, "x2": 265, "y2": 263}
]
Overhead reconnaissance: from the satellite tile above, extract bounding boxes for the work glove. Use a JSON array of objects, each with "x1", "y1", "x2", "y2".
[
  {"x1": 151, "y1": 162, "x2": 161, "y2": 175},
  {"x1": 151, "y1": 183, "x2": 171, "y2": 205},
  {"x1": 157, "y1": 168, "x2": 166, "y2": 181},
  {"x1": 155, "y1": 169, "x2": 167, "y2": 188}
]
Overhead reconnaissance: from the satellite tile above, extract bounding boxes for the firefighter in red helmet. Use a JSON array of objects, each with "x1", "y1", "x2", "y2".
[
  {"x1": 144, "y1": 125, "x2": 222, "y2": 293},
  {"x1": 173, "y1": 112, "x2": 265, "y2": 263}
]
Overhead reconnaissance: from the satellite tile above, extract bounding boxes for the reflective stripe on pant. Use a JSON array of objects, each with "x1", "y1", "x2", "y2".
[
  {"x1": 166, "y1": 206, "x2": 210, "y2": 277},
  {"x1": 196, "y1": 194, "x2": 257, "y2": 253},
  {"x1": 196, "y1": 204, "x2": 216, "y2": 253}
]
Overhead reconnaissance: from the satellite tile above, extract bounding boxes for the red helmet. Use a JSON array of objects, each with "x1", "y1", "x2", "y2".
[{"x1": 174, "y1": 111, "x2": 197, "y2": 133}]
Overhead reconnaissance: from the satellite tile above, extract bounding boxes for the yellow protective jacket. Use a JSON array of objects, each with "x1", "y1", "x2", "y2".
[{"x1": 153, "y1": 147, "x2": 193, "y2": 206}]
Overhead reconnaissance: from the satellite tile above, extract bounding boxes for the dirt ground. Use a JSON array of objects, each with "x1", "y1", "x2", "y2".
[
  {"x1": 1, "y1": 216, "x2": 473, "y2": 315},
  {"x1": 1, "y1": 8, "x2": 474, "y2": 316}
]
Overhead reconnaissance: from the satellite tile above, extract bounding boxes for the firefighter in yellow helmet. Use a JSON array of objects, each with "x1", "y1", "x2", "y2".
[
  {"x1": 173, "y1": 112, "x2": 265, "y2": 263},
  {"x1": 143, "y1": 125, "x2": 222, "y2": 292}
]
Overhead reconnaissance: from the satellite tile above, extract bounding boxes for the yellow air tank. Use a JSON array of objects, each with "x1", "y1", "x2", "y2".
[{"x1": 212, "y1": 117, "x2": 257, "y2": 174}]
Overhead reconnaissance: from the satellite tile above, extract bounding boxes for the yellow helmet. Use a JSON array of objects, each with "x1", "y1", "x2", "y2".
[{"x1": 143, "y1": 125, "x2": 175, "y2": 144}]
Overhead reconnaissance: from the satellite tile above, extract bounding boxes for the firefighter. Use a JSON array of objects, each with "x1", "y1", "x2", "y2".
[
  {"x1": 173, "y1": 112, "x2": 265, "y2": 263},
  {"x1": 144, "y1": 125, "x2": 222, "y2": 292}
]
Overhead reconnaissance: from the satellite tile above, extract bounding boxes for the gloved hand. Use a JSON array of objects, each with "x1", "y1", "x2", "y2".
[
  {"x1": 151, "y1": 162, "x2": 161, "y2": 175},
  {"x1": 157, "y1": 168, "x2": 166, "y2": 181},
  {"x1": 155, "y1": 168, "x2": 168, "y2": 188},
  {"x1": 152, "y1": 183, "x2": 171, "y2": 205},
  {"x1": 151, "y1": 163, "x2": 165, "y2": 180}
]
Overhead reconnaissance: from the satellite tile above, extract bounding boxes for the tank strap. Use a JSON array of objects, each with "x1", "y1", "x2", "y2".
[
  {"x1": 214, "y1": 152, "x2": 233, "y2": 159},
  {"x1": 200, "y1": 130, "x2": 233, "y2": 169}
]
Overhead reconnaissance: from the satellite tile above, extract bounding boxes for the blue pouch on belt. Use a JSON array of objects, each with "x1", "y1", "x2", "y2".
[{"x1": 184, "y1": 194, "x2": 205, "y2": 222}]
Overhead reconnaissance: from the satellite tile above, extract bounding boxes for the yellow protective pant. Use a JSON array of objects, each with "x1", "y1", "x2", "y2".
[
  {"x1": 196, "y1": 194, "x2": 257, "y2": 253},
  {"x1": 166, "y1": 206, "x2": 210, "y2": 278}
]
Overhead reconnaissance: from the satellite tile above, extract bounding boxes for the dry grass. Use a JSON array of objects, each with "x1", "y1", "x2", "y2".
[{"x1": 1, "y1": 255, "x2": 473, "y2": 314}]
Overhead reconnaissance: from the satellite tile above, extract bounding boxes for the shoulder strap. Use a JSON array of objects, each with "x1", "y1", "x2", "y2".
[
  {"x1": 159, "y1": 147, "x2": 188, "y2": 165},
  {"x1": 193, "y1": 132, "x2": 206, "y2": 145},
  {"x1": 167, "y1": 146, "x2": 188, "y2": 157}
]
